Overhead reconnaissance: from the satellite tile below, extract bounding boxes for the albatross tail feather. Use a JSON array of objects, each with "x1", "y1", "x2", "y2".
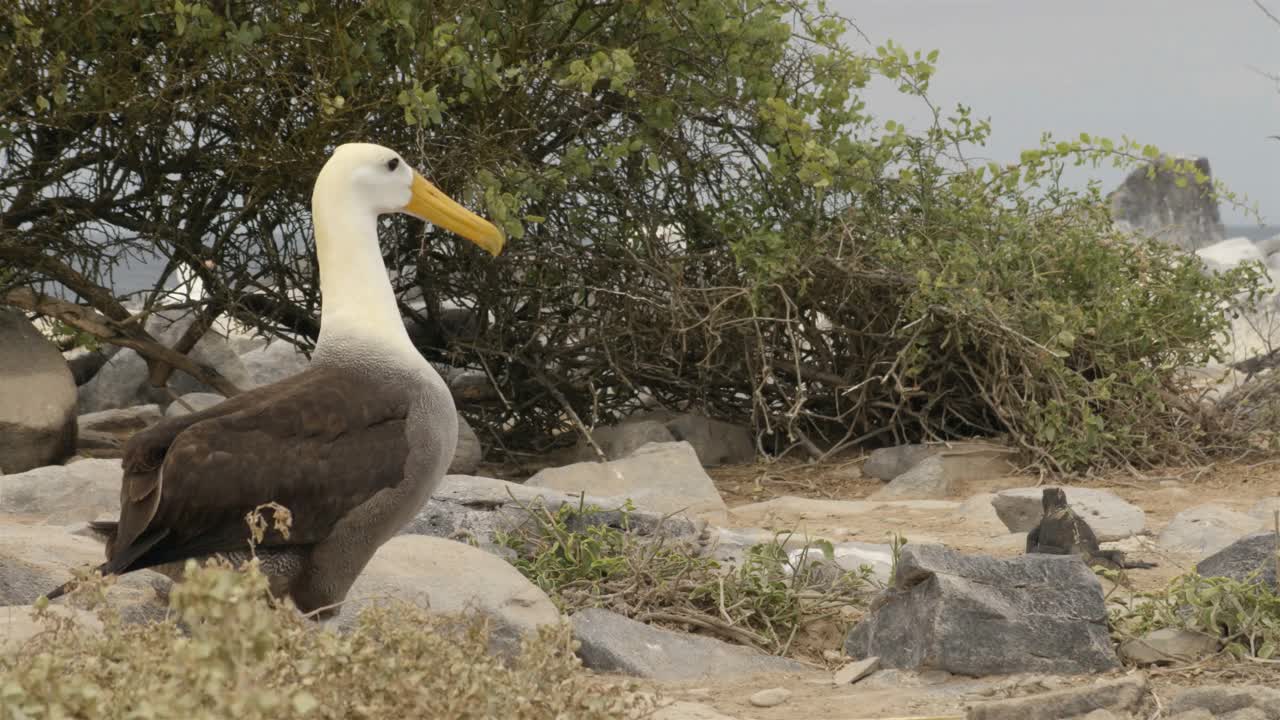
[{"x1": 41, "y1": 522, "x2": 171, "y2": 603}]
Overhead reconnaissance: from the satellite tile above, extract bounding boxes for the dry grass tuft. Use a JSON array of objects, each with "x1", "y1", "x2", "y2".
[{"x1": 1, "y1": 559, "x2": 656, "y2": 720}]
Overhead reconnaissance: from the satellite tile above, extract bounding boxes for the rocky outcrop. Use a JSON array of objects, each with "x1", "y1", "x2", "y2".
[
  {"x1": 402, "y1": 473, "x2": 705, "y2": 548},
  {"x1": 0, "y1": 458, "x2": 122, "y2": 523},
  {"x1": 527, "y1": 441, "x2": 728, "y2": 523},
  {"x1": 577, "y1": 413, "x2": 755, "y2": 467},
  {"x1": 1109, "y1": 154, "x2": 1224, "y2": 252},
  {"x1": 0, "y1": 309, "x2": 78, "y2": 473},
  {"x1": 333, "y1": 535, "x2": 561, "y2": 657},
  {"x1": 845, "y1": 544, "x2": 1118, "y2": 675},
  {"x1": 76, "y1": 310, "x2": 254, "y2": 413},
  {"x1": 863, "y1": 440, "x2": 1017, "y2": 483},
  {"x1": 570, "y1": 608, "x2": 807, "y2": 680},
  {"x1": 239, "y1": 340, "x2": 310, "y2": 387}
]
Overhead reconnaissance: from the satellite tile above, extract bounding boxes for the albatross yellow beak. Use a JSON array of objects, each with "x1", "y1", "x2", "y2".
[{"x1": 403, "y1": 171, "x2": 506, "y2": 256}]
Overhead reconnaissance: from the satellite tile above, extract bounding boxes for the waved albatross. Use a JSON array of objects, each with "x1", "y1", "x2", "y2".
[{"x1": 44, "y1": 143, "x2": 504, "y2": 617}]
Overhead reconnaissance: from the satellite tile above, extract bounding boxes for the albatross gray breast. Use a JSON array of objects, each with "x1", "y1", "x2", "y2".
[{"x1": 44, "y1": 143, "x2": 505, "y2": 617}]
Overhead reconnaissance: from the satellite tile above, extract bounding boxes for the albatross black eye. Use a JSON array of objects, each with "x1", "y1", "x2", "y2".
[{"x1": 386, "y1": 157, "x2": 400, "y2": 172}]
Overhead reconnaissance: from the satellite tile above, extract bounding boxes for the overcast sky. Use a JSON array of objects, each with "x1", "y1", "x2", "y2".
[{"x1": 832, "y1": 1, "x2": 1280, "y2": 225}]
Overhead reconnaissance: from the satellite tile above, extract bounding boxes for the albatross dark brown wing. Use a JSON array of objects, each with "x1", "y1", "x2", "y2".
[{"x1": 104, "y1": 364, "x2": 412, "y2": 577}]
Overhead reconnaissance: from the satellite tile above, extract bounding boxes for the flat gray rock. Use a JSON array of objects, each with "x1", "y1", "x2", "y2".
[
  {"x1": 845, "y1": 544, "x2": 1118, "y2": 676},
  {"x1": 662, "y1": 414, "x2": 755, "y2": 467},
  {"x1": 1247, "y1": 497, "x2": 1280, "y2": 524},
  {"x1": 1120, "y1": 628, "x2": 1220, "y2": 666},
  {"x1": 77, "y1": 405, "x2": 161, "y2": 433},
  {"x1": 240, "y1": 340, "x2": 310, "y2": 387},
  {"x1": 526, "y1": 441, "x2": 728, "y2": 523},
  {"x1": 0, "y1": 522, "x2": 160, "y2": 607},
  {"x1": 403, "y1": 474, "x2": 704, "y2": 546},
  {"x1": 863, "y1": 441, "x2": 1017, "y2": 483},
  {"x1": 1158, "y1": 505, "x2": 1261, "y2": 557},
  {"x1": 992, "y1": 487, "x2": 1145, "y2": 541},
  {"x1": 967, "y1": 675, "x2": 1148, "y2": 720},
  {"x1": 0, "y1": 458, "x2": 121, "y2": 523},
  {"x1": 1167, "y1": 685, "x2": 1280, "y2": 718},
  {"x1": 1196, "y1": 531, "x2": 1278, "y2": 588},
  {"x1": 164, "y1": 392, "x2": 227, "y2": 418},
  {"x1": 570, "y1": 607, "x2": 807, "y2": 681},
  {"x1": 449, "y1": 414, "x2": 483, "y2": 474},
  {"x1": 333, "y1": 535, "x2": 561, "y2": 658},
  {"x1": 0, "y1": 309, "x2": 78, "y2": 474},
  {"x1": 575, "y1": 420, "x2": 676, "y2": 462},
  {"x1": 869, "y1": 455, "x2": 950, "y2": 500}
]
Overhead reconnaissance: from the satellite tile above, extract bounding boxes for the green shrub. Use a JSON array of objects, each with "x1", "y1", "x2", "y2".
[
  {"x1": 496, "y1": 499, "x2": 871, "y2": 656},
  {"x1": 1, "y1": 560, "x2": 654, "y2": 720},
  {"x1": 2, "y1": 1, "x2": 1261, "y2": 471}
]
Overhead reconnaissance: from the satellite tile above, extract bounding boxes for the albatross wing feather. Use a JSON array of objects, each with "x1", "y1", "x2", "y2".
[{"x1": 107, "y1": 365, "x2": 413, "y2": 576}]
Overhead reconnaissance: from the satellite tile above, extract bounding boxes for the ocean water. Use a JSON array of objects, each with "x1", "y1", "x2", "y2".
[{"x1": 1224, "y1": 224, "x2": 1280, "y2": 242}]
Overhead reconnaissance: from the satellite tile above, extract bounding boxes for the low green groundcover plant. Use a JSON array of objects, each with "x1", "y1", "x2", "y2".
[{"x1": 1110, "y1": 569, "x2": 1280, "y2": 661}]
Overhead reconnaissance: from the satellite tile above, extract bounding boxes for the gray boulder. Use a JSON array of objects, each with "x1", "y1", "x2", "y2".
[
  {"x1": 0, "y1": 309, "x2": 78, "y2": 473},
  {"x1": 240, "y1": 340, "x2": 310, "y2": 387},
  {"x1": 526, "y1": 441, "x2": 728, "y2": 523},
  {"x1": 863, "y1": 441, "x2": 1017, "y2": 483},
  {"x1": 0, "y1": 458, "x2": 122, "y2": 523},
  {"x1": 1195, "y1": 532, "x2": 1278, "y2": 588},
  {"x1": 77, "y1": 405, "x2": 161, "y2": 434},
  {"x1": 844, "y1": 544, "x2": 1118, "y2": 675},
  {"x1": 1157, "y1": 504, "x2": 1261, "y2": 557},
  {"x1": 577, "y1": 413, "x2": 754, "y2": 467},
  {"x1": 449, "y1": 414, "x2": 483, "y2": 474},
  {"x1": 63, "y1": 345, "x2": 118, "y2": 386},
  {"x1": 662, "y1": 414, "x2": 755, "y2": 467},
  {"x1": 77, "y1": 310, "x2": 254, "y2": 413},
  {"x1": 0, "y1": 522, "x2": 161, "y2": 607},
  {"x1": 570, "y1": 607, "x2": 807, "y2": 681},
  {"x1": 992, "y1": 487, "x2": 1145, "y2": 541},
  {"x1": 333, "y1": 535, "x2": 561, "y2": 658},
  {"x1": 1167, "y1": 685, "x2": 1280, "y2": 718},
  {"x1": 164, "y1": 392, "x2": 227, "y2": 418},
  {"x1": 1109, "y1": 154, "x2": 1224, "y2": 252},
  {"x1": 402, "y1": 474, "x2": 705, "y2": 547},
  {"x1": 869, "y1": 455, "x2": 950, "y2": 500},
  {"x1": 576, "y1": 420, "x2": 676, "y2": 461}
]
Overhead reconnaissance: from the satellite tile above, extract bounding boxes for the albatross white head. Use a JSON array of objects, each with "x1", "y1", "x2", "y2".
[{"x1": 309, "y1": 142, "x2": 505, "y2": 360}]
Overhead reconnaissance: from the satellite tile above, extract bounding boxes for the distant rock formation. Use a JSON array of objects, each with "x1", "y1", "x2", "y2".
[{"x1": 1109, "y1": 154, "x2": 1225, "y2": 252}]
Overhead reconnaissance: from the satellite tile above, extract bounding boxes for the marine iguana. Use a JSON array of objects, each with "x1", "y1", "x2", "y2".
[{"x1": 1025, "y1": 487, "x2": 1156, "y2": 570}]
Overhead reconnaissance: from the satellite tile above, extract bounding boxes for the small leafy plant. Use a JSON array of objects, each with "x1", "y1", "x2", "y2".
[{"x1": 1110, "y1": 570, "x2": 1280, "y2": 660}]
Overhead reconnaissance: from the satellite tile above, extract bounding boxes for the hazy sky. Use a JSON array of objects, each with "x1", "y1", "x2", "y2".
[{"x1": 832, "y1": 1, "x2": 1280, "y2": 224}]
